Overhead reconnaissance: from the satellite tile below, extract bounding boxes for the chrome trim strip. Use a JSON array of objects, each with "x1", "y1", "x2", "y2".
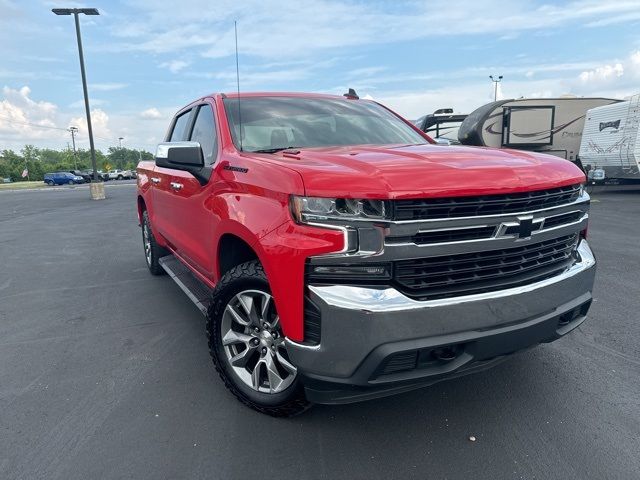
[
  {"x1": 308, "y1": 239, "x2": 594, "y2": 312},
  {"x1": 307, "y1": 221, "x2": 351, "y2": 255},
  {"x1": 285, "y1": 338, "x2": 322, "y2": 351},
  {"x1": 385, "y1": 212, "x2": 588, "y2": 248}
]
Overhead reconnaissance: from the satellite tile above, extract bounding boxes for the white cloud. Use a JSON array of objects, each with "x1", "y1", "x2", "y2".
[
  {"x1": 159, "y1": 59, "x2": 190, "y2": 73},
  {"x1": 69, "y1": 108, "x2": 112, "y2": 143},
  {"x1": 140, "y1": 107, "x2": 162, "y2": 119},
  {"x1": 0, "y1": 85, "x2": 66, "y2": 144},
  {"x1": 104, "y1": 0, "x2": 640, "y2": 61},
  {"x1": 579, "y1": 63, "x2": 624, "y2": 84},
  {"x1": 90, "y1": 83, "x2": 128, "y2": 91}
]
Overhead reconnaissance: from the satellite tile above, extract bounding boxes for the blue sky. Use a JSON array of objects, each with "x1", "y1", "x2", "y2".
[{"x1": 1, "y1": 0, "x2": 640, "y2": 152}]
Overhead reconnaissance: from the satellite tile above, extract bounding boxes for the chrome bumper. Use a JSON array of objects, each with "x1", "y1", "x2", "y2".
[{"x1": 286, "y1": 239, "x2": 596, "y2": 383}]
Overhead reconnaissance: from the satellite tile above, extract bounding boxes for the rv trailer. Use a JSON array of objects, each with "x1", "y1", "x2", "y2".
[
  {"x1": 458, "y1": 97, "x2": 620, "y2": 165},
  {"x1": 578, "y1": 95, "x2": 640, "y2": 180},
  {"x1": 414, "y1": 108, "x2": 468, "y2": 144}
]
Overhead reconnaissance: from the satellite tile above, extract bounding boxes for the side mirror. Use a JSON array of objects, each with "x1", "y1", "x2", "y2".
[{"x1": 155, "y1": 141, "x2": 204, "y2": 170}]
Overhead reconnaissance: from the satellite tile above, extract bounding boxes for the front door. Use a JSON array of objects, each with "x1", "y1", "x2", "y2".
[
  {"x1": 152, "y1": 107, "x2": 195, "y2": 247},
  {"x1": 167, "y1": 102, "x2": 219, "y2": 278}
]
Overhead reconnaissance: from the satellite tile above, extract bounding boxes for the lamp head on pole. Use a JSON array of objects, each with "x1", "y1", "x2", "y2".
[{"x1": 52, "y1": 8, "x2": 99, "y2": 15}]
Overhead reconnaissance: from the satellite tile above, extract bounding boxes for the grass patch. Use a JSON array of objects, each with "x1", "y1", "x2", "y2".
[{"x1": 0, "y1": 181, "x2": 49, "y2": 190}]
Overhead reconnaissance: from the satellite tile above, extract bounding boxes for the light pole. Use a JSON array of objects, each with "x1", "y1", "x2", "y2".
[
  {"x1": 489, "y1": 75, "x2": 503, "y2": 102},
  {"x1": 118, "y1": 137, "x2": 124, "y2": 169},
  {"x1": 53, "y1": 7, "x2": 105, "y2": 200},
  {"x1": 68, "y1": 126, "x2": 78, "y2": 170}
]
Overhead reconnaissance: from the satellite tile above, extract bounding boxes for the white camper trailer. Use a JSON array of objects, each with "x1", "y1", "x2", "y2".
[
  {"x1": 458, "y1": 97, "x2": 620, "y2": 164},
  {"x1": 578, "y1": 95, "x2": 640, "y2": 180}
]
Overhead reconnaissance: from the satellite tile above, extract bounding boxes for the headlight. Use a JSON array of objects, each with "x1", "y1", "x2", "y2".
[{"x1": 290, "y1": 196, "x2": 388, "y2": 223}]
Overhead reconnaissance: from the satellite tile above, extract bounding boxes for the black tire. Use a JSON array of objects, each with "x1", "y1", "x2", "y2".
[
  {"x1": 117, "y1": 175, "x2": 123, "y2": 180},
  {"x1": 206, "y1": 260, "x2": 310, "y2": 417},
  {"x1": 141, "y1": 210, "x2": 167, "y2": 275},
  {"x1": 46, "y1": 180, "x2": 54, "y2": 186},
  {"x1": 67, "y1": 180, "x2": 74, "y2": 185}
]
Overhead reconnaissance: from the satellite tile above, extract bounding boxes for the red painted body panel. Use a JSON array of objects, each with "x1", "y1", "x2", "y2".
[{"x1": 137, "y1": 92, "x2": 586, "y2": 342}]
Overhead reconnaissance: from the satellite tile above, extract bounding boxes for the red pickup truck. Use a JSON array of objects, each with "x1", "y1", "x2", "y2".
[{"x1": 137, "y1": 91, "x2": 595, "y2": 416}]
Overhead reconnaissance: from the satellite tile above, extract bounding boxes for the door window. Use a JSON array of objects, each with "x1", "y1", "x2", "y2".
[
  {"x1": 190, "y1": 104, "x2": 217, "y2": 165},
  {"x1": 170, "y1": 110, "x2": 192, "y2": 142}
]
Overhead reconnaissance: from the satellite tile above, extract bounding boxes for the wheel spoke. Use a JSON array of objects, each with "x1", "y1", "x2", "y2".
[
  {"x1": 260, "y1": 295, "x2": 271, "y2": 322},
  {"x1": 265, "y1": 354, "x2": 284, "y2": 393},
  {"x1": 229, "y1": 344, "x2": 257, "y2": 368},
  {"x1": 225, "y1": 304, "x2": 251, "y2": 327},
  {"x1": 251, "y1": 360, "x2": 264, "y2": 389},
  {"x1": 275, "y1": 350, "x2": 297, "y2": 375},
  {"x1": 222, "y1": 329, "x2": 253, "y2": 347},
  {"x1": 270, "y1": 315, "x2": 280, "y2": 329}
]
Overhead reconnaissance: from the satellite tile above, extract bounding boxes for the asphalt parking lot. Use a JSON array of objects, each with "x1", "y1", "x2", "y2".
[{"x1": 1, "y1": 183, "x2": 639, "y2": 480}]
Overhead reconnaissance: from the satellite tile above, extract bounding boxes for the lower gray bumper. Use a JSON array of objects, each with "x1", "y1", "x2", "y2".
[{"x1": 286, "y1": 239, "x2": 596, "y2": 403}]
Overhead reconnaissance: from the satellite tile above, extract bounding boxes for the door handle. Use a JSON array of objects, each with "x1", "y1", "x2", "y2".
[
  {"x1": 151, "y1": 177, "x2": 160, "y2": 184},
  {"x1": 170, "y1": 182, "x2": 183, "y2": 190}
]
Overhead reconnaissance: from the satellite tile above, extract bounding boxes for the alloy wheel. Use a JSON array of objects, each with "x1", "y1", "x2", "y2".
[{"x1": 221, "y1": 290, "x2": 297, "y2": 394}]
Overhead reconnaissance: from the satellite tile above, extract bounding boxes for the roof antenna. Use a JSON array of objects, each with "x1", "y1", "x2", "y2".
[{"x1": 234, "y1": 20, "x2": 243, "y2": 151}]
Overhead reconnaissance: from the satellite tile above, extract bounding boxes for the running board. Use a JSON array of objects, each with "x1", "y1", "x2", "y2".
[{"x1": 159, "y1": 255, "x2": 213, "y2": 315}]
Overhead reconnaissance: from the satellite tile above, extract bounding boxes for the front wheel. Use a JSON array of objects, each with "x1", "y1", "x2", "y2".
[
  {"x1": 67, "y1": 180, "x2": 74, "y2": 185},
  {"x1": 117, "y1": 175, "x2": 123, "y2": 180},
  {"x1": 206, "y1": 261, "x2": 310, "y2": 417}
]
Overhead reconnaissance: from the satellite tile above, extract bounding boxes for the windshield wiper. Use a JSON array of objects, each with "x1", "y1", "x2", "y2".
[{"x1": 251, "y1": 147, "x2": 301, "y2": 154}]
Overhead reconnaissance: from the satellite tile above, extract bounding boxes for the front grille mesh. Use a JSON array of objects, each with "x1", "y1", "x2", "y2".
[
  {"x1": 393, "y1": 234, "x2": 579, "y2": 300},
  {"x1": 391, "y1": 184, "x2": 581, "y2": 221}
]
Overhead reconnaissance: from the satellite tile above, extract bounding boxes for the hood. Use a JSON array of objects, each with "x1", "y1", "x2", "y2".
[{"x1": 253, "y1": 144, "x2": 585, "y2": 199}]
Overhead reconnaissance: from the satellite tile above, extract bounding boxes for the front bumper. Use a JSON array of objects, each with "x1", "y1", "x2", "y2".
[{"x1": 286, "y1": 239, "x2": 596, "y2": 404}]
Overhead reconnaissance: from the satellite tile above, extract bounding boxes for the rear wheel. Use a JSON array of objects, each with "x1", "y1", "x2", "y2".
[
  {"x1": 141, "y1": 210, "x2": 166, "y2": 275},
  {"x1": 67, "y1": 180, "x2": 74, "y2": 185},
  {"x1": 206, "y1": 261, "x2": 310, "y2": 417},
  {"x1": 45, "y1": 180, "x2": 54, "y2": 186}
]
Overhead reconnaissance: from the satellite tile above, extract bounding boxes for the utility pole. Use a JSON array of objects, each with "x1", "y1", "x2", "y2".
[
  {"x1": 489, "y1": 75, "x2": 503, "y2": 102},
  {"x1": 68, "y1": 126, "x2": 78, "y2": 170},
  {"x1": 53, "y1": 7, "x2": 105, "y2": 200}
]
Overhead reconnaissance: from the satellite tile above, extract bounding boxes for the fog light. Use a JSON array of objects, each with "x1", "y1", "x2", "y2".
[
  {"x1": 313, "y1": 265, "x2": 387, "y2": 275},
  {"x1": 309, "y1": 264, "x2": 391, "y2": 281}
]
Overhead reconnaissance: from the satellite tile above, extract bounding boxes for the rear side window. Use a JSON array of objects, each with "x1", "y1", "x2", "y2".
[
  {"x1": 170, "y1": 110, "x2": 192, "y2": 141},
  {"x1": 189, "y1": 104, "x2": 217, "y2": 165}
]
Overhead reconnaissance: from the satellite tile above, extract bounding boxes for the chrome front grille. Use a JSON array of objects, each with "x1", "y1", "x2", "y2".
[
  {"x1": 391, "y1": 184, "x2": 581, "y2": 221},
  {"x1": 307, "y1": 183, "x2": 589, "y2": 302},
  {"x1": 393, "y1": 234, "x2": 579, "y2": 300}
]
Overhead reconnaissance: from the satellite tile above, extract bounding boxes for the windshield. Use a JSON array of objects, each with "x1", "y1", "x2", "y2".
[{"x1": 223, "y1": 96, "x2": 428, "y2": 152}]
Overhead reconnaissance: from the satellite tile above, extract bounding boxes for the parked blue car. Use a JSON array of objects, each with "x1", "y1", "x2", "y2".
[{"x1": 44, "y1": 172, "x2": 85, "y2": 186}]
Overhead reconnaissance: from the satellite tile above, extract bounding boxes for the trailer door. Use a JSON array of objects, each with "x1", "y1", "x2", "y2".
[{"x1": 502, "y1": 106, "x2": 555, "y2": 148}]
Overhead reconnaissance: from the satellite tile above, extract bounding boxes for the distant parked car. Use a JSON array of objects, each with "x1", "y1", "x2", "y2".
[
  {"x1": 2, "y1": 177, "x2": 12, "y2": 183},
  {"x1": 44, "y1": 172, "x2": 85, "y2": 185},
  {"x1": 97, "y1": 170, "x2": 110, "y2": 181},
  {"x1": 106, "y1": 169, "x2": 134, "y2": 180},
  {"x1": 69, "y1": 170, "x2": 92, "y2": 183}
]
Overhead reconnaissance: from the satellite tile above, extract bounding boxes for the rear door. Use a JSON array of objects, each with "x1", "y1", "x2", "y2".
[
  {"x1": 152, "y1": 107, "x2": 195, "y2": 247},
  {"x1": 168, "y1": 102, "x2": 219, "y2": 277}
]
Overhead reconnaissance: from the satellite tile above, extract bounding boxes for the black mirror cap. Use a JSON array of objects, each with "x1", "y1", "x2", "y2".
[{"x1": 155, "y1": 141, "x2": 204, "y2": 169}]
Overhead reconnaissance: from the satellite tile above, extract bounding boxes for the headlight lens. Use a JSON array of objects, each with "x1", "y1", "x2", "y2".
[{"x1": 291, "y1": 196, "x2": 388, "y2": 223}]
